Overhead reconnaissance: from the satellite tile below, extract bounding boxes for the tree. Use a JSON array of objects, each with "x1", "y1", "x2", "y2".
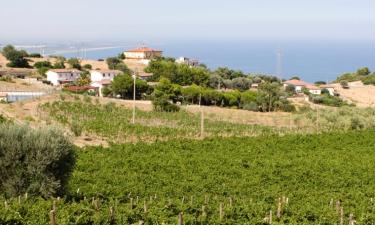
[
  {"x1": 152, "y1": 78, "x2": 181, "y2": 112},
  {"x1": 53, "y1": 57, "x2": 66, "y2": 69},
  {"x1": 208, "y1": 74, "x2": 224, "y2": 89},
  {"x1": 111, "y1": 74, "x2": 149, "y2": 99},
  {"x1": 0, "y1": 124, "x2": 75, "y2": 198},
  {"x1": 83, "y1": 64, "x2": 92, "y2": 70},
  {"x1": 34, "y1": 61, "x2": 52, "y2": 69},
  {"x1": 2, "y1": 45, "x2": 30, "y2": 68},
  {"x1": 257, "y1": 82, "x2": 283, "y2": 112},
  {"x1": 290, "y1": 76, "x2": 300, "y2": 80},
  {"x1": 231, "y1": 77, "x2": 252, "y2": 91},
  {"x1": 357, "y1": 67, "x2": 370, "y2": 76},
  {"x1": 67, "y1": 58, "x2": 81, "y2": 70},
  {"x1": 106, "y1": 57, "x2": 122, "y2": 69},
  {"x1": 76, "y1": 71, "x2": 91, "y2": 86}
]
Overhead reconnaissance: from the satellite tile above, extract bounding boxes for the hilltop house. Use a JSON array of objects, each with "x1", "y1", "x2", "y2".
[
  {"x1": 320, "y1": 84, "x2": 336, "y2": 96},
  {"x1": 175, "y1": 57, "x2": 199, "y2": 67},
  {"x1": 90, "y1": 70, "x2": 121, "y2": 97},
  {"x1": 283, "y1": 79, "x2": 321, "y2": 95},
  {"x1": 46, "y1": 69, "x2": 81, "y2": 86},
  {"x1": 124, "y1": 47, "x2": 162, "y2": 60}
]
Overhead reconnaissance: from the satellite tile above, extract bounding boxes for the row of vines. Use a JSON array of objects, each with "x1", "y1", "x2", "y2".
[{"x1": 2, "y1": 129, "x2": 375, "y2": 224}]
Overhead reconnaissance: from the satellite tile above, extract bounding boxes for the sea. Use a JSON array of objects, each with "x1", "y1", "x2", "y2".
[{"x1": 15, "y1": 40, "x2": 375, "y2": 83}]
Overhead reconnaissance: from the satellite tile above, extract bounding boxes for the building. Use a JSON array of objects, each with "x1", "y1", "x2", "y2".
[
  {"x1": 90, "y1": 70, "x2": 122, "y2": 83},
  {"x1": 90, "y1": 70, "x2": 121, "y2": 97},
  {"x1": 124, "y1": 47, "x2": 162, "y2": 60},
  {"x1": 305, "y1": 84, "x2": 321, "y2": 95},
  {"x1": 46, "y1": 69, "x2": 81, "y2": 86},
  {"x1": 320, "y1": 84, "x2": 335, "y2": 96},
  {"x1": 175, "y1": 57, "x2": 199, "y2": 67},
  {"x1": 138, "y1": 72, "x2": 153, "y2": 81},
  {"x1": 283, "y1": 79, "x2": 321, "y2": 95}
]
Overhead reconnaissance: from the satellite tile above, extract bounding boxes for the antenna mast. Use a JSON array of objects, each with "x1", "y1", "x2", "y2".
[{"x1": 276, "y1": 48, "x2": 283, "y2": 80}]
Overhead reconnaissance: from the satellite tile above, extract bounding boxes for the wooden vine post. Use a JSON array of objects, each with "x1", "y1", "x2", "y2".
[
  {"x1": 339, "y1": 206, "x2": 344, "y2": 225},
  {"x1": 269, "y1": 210, "x2": 273, "y2": 224},
  {"x1": 109, "y1": 207, "x2": 115, "y2": 223},
  {"x1": 49, "y1": 209, "x2": 56, "y2": 225},
  {"x1": 219, "y1": 203, "x2": 224, "y2": 221},
  {"x1": 130, "y1": 198, "x2": 133, "y2": 210},
  {"x1": 178, "y1": 212, "x2": 184, "y2": 225},
  {"x1": 277, "y1": 197, "x2": 282, "y2": 219}
]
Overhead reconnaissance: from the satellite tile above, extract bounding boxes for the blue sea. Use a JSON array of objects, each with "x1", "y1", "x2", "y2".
[{"x1": 41, "y1": 40, "x2": 375, "y2": 83}]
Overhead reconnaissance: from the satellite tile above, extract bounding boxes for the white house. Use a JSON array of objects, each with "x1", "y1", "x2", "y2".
[
  {"x1": 320, "y1": 84, "x2": 335, "y2": 96},
  {"x1": 175, "y1": 57, "x2": 199, "y2": 67},
  {"x1": 46, "y1": 69, "x2": 81, "y2": 86},
  {"x1": 124, "y1": 47, "x2": 162, "y2": 65},
  {"x1": 90, "y1": 70, "x2": 121, "y2": 83},
  {"x1": 90, "y1": 70, "x2": 121, "y2": 97},
  {"x1": 283, "y1": 79, "x2": 321, "y2": 95}
]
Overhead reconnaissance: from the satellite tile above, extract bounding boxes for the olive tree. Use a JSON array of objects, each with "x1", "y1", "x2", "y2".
[{"x1": 0, "y1": 124, "x2": 75, "y2": 198}]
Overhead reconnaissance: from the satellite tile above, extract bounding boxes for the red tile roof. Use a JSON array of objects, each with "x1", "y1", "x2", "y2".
[
  {"x1": 125, "y1": 47, "x2": 162, "y2": 53},
  {"x1": 283, "y1": 79, "x2": 309, "y2": 86},
  {"x1": 284, "y1": 79, "x2": 321, "y2": 90}
]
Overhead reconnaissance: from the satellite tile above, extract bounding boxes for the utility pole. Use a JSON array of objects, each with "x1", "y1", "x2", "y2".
[
  {"x1": 132, "y1": 70, "x2": 137, "y2": 124},
  {"x1": 199, "y1": 94, "x2": 204, "y2": 138}
]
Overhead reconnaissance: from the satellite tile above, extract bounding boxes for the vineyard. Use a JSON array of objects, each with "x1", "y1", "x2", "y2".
[
  {"x1": 38, "y1": 97, "x2": 375, "y2": 144},
  {"x1": 39, "y1": 98, "x2": 279, "y2": 143},
  {"x1": 2, "y1": 129, "x2": 375, "y2": 224}
]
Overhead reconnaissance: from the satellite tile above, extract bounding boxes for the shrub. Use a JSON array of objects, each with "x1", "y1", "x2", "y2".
[
  {"x1": 71, "y1": 120, "x2": 83, "y2": 137},
  {"x1": 152, "y1": 95, "x2": 180, "y2": 112},
  {"x1": 0, "y1": 124, "x2": 75, "y2": 198}
]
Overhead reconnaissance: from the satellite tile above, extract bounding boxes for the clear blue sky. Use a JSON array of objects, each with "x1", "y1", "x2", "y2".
[{"x1": 1, "y1": 0, "x2": 374, "y2": 42}]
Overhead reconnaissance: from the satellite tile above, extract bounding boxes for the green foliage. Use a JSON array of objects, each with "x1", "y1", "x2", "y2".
[
  {"x1": 214, "y1": 67, "x2": 245, "y2": 79},
  {"x1": 231, "y1": 77, "x2": 252, "y2": 91},
  {"x1": 208, "y1": 74, "x2": 223, "y2": 89},
  {"x1": 152, "y1": 78, "x2": 182, "y2": 111},
  {"x1": 111, "y1": 74, "x2": 149, "y2": 99},
  {"x1": 53, "y1": 57, "x2": 66, "y2": 69},
  {"x1": 76, "y1": 71, "x2": 91, "y2": 86},
  {"x1": 357, "y1": 67, "x2": 371, "y2": 76},
  {"x1": 314, "y1": 81, "x2": 327, "y2": 85},
  {"x1": 257, "y1": 82, "x2": 293, "y2": 112},
  {"x1": 67, "y1": 58, "x2": 81, "y2": 70},
  {"x1": 0, "y1": 76, "x2": 14, "y2": 83},
  {"x1": 310, "y1": 94, "x2": 348, "y2": 107},
  {"x1": 33, "y1": 61, "x2": 52, "y2": 69},
  {"x1": 145, "y1": 59, "x2": 210, "y2": 86},
  {"x1": 152, "y1": 95, "x2": 180, "y2": 112},
  {"x1": 361, "y1": 74, "x2": 375, "y2": 85},
  {"x1": 240, "y1": 90, "x2": 258, "y2": 110},
  {"x1": 340, "y1": 80, "x2": 349, "y2": 89},
  {"x1": 289, "y1": 76, "x2": 300, "y2": 80},
  {"x1": 4, "y1": 130, "x2": 375, "y2": 223},
  {"x1": 0, "y1": 124, "x2": 75, "y2": 198},
  {"x1": 41, "y1": 100, "x2": 275, "y2": 142},
  {"x1": 28, "y1": 53, "x2": 42, "y2": 58},
  {"x1": 0, "y1": 114, "x2": 8, "y2": 123},
  {"x1": 102, "y1": 86, "x2": 112, "y2": 97},
  {"x1": 70, "y1": 120, "x2": 83, "y2": 137},
  {"x1": 82, "y1": 64, "x2": 92, "y2": 70},
  {"x1": 2, "y1": 45, "x2": 30, "y2": 68}
]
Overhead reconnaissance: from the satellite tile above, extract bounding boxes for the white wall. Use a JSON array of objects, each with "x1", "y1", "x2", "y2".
[{"x1": 46, "y1": 71, "x2": 80, "y2": 86}]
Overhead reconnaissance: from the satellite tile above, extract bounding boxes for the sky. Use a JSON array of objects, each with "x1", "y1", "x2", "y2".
[{"x1": 0, "y1": 0, "x2": 375, "y2": 42}]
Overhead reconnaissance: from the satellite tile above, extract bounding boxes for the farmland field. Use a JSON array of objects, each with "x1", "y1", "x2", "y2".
[{"x1": 2, "y1": 129, "x2": 375, "y2": 224}]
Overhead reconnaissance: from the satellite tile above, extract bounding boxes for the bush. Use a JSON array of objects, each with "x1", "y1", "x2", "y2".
[
  {"x1": 242, "y1": 102, "x2": 258, "y2": 111},
  {"x1": 71, "y1": 120, "x2": 83, "y2": 137},
  {"x1": 0, "y1": 124, "x2": 75, "y2": 198},
  {"x1": 152, "y1": 95, "x2": 180, "y2": 112}
]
